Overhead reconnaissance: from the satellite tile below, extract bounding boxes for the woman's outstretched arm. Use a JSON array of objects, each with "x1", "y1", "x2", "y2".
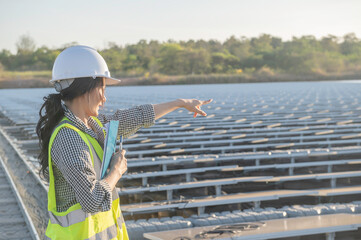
[
  {"x1": 97, "y1": 98, "x2": 213, "y2": 139},
  {"x1": 153, "y1": 98, "x2": 213, "y2": 120}
]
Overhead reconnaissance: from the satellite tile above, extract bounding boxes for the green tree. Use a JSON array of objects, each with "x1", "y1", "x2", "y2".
[
  {"x1": 211, "y1": 51, "x2": 240, "y2": 73},
  {"x1": 16, "y1": 34, "x2": 36, "y2": 55},
  {"x1": 0, "y1": 49, "x2": 12, "y2": 70},
  {"x1": 158, "y1": 43, "x2": 185, "y2": 75},
  {"x1": 100, "y1": 43, "x2": 125, "y2": 74},
  {"x1": 250, "y1": 34, "x2": 274, "y2": 54},
  {"x1": 32, "y1": 46, "x2": 59, "y2": 70},
  {"x1": 321, "y1": 35, "x2": 339, "y2": 52},
  {"x1": 224, "y1": 36, "x2": 251, "y2": 60},
  {"x1": 182, "y1": 48, "x2": 211, "y2": 74}
]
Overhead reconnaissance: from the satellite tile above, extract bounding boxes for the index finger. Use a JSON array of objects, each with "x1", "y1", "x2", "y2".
[{"x1": 201, "y1": 99, "x2": 213, "y2": 105}]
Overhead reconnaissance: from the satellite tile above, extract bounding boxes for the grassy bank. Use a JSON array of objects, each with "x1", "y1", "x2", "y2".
[
  {"x1": 0, "y1": 71, "x2": 52, "y2": 88},
  {"x1": 1, "y1": 71, "x2": 361, "y2": 89}
]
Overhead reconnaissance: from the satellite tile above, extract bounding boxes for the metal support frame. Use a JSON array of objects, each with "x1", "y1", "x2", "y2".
[
  {"x1": 167, "y1": 189, "x2": 173, "y2": 200},
  {"x1": 142, "y1": 177, "x2": 148, "y2": 187},
  {"x1": 0, "y1": 127, "x2": 47, "y2": 192},
  {"x1": 215, "y1": 185, "x2": 222, "y2": 196},
  {"x1": 162, "y1": 164, "x2": 167, "y2": 171},
  {"x1": 0, "y1": 155, "x2": 40, "y2": 240},
  {"x1": 253, "y1": 201, "x2": 261, "y2": 209},
  {"x1": 330, "y1": 178, "x2": 336, "y2": 188},
  {"x1": 186, "y1": 173, "x2": 191, "y2": 182},
  {"x1": 198, "y1": 206, "x2": 205, "y2": 215},
  {"x1": 326, "y1": 232, "x2": 335, "y2": 240}
]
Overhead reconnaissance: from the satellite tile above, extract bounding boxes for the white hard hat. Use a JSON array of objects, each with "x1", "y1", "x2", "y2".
[{"x1": 50, "y1": 45, "x2": 120, "y2": 92}]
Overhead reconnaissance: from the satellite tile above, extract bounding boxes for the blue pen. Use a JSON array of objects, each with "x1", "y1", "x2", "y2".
[
  {"x1": 119, "y1": 135, "x2": 123, "y2": 151},
  {"x1": 118, "y1": 135, "x2": 127, "y2": 175},
  {"x1": 116, "y1": 136, "x2": 123, "y2": 152}
]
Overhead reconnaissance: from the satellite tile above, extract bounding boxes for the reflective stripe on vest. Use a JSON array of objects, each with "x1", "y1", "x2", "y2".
[
  {"x1": 86, "y1": 224, "x2": 117, "y2": 240},
  {"x1": 45, "y1": 116, "x2": 129, "y2": 240},
  {"x1": 45, "y1": 222, "x2": 119, "y2": 240},
  {"x1": 48, "y1": 207, "x2": 91, "y2": 228}
]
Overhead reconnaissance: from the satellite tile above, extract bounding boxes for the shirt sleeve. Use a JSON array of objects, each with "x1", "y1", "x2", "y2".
[
  {"x1": 97, "y1": 104, "x2": 155, "y2": 138},
  {"x1": 51, "y1": 127, "x2": 112, "y2": 213}
]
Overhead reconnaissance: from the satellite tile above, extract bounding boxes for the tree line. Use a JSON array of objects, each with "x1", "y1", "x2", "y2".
[{"x1": 1, "y1": 33, "x2": 360, "y2": 79}]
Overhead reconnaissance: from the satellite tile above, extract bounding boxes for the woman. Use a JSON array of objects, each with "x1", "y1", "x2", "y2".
[{"x1": 36, "y1": 45, "x2": 212, "y2": 240}]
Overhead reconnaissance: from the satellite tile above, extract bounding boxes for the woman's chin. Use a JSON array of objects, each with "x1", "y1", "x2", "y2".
[{"x1": 90, "y1": 110, "x2": 99, "y2": 117}]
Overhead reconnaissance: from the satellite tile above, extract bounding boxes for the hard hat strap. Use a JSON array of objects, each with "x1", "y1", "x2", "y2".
[{"x1": 54, "y1": 78, "x2": 75, "y2": 92}]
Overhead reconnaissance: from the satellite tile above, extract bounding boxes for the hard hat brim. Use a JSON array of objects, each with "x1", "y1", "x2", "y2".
[
  {"x1": 50, "y1": 76, "x2": 121, "y2": 85},
  {"x1": 105, "y1": 76, "x2": 121, "y2": 85}
]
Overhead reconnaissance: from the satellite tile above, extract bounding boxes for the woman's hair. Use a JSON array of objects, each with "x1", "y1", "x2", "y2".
[{"x1": 36, "y1": 77, "x2": 104, "y2": 180}]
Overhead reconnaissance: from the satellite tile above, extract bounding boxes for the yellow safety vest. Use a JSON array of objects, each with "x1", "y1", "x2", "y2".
[{"x1": 45, "y1": 117, "x2": 129, "y2": 240}]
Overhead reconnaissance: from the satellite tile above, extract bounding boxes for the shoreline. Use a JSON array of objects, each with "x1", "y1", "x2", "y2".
[{"x1": 1, "y1": 72, "x2": 361, "y2": 89}]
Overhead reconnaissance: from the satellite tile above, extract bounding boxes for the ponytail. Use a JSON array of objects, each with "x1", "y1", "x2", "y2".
[{"x1": 36, "y1": 93, "x2": 64, "y2": 179}]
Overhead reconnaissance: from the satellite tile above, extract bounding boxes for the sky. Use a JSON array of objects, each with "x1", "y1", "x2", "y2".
[{"x1": 0, "y1": 0, "x2": 360, "y2": 53}]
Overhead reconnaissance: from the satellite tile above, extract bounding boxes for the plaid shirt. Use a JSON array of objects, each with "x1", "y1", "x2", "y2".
[{"x1": 51, "y1": 103, "x2": 155, "y2": 213}]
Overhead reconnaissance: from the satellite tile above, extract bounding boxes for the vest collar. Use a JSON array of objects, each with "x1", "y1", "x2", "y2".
[{"x1": 62, "y1": 103, "x2": 98, "y2": 139}]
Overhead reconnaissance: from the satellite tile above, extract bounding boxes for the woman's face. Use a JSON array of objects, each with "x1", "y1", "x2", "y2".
[{"x1": 87, "y1": 83, "x2": 106, "y2": 117}]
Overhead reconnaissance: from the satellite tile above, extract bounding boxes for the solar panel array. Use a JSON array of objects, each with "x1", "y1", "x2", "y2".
[{"x1": 1, "y1": 82, "x2": 361, "y2": 239}]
